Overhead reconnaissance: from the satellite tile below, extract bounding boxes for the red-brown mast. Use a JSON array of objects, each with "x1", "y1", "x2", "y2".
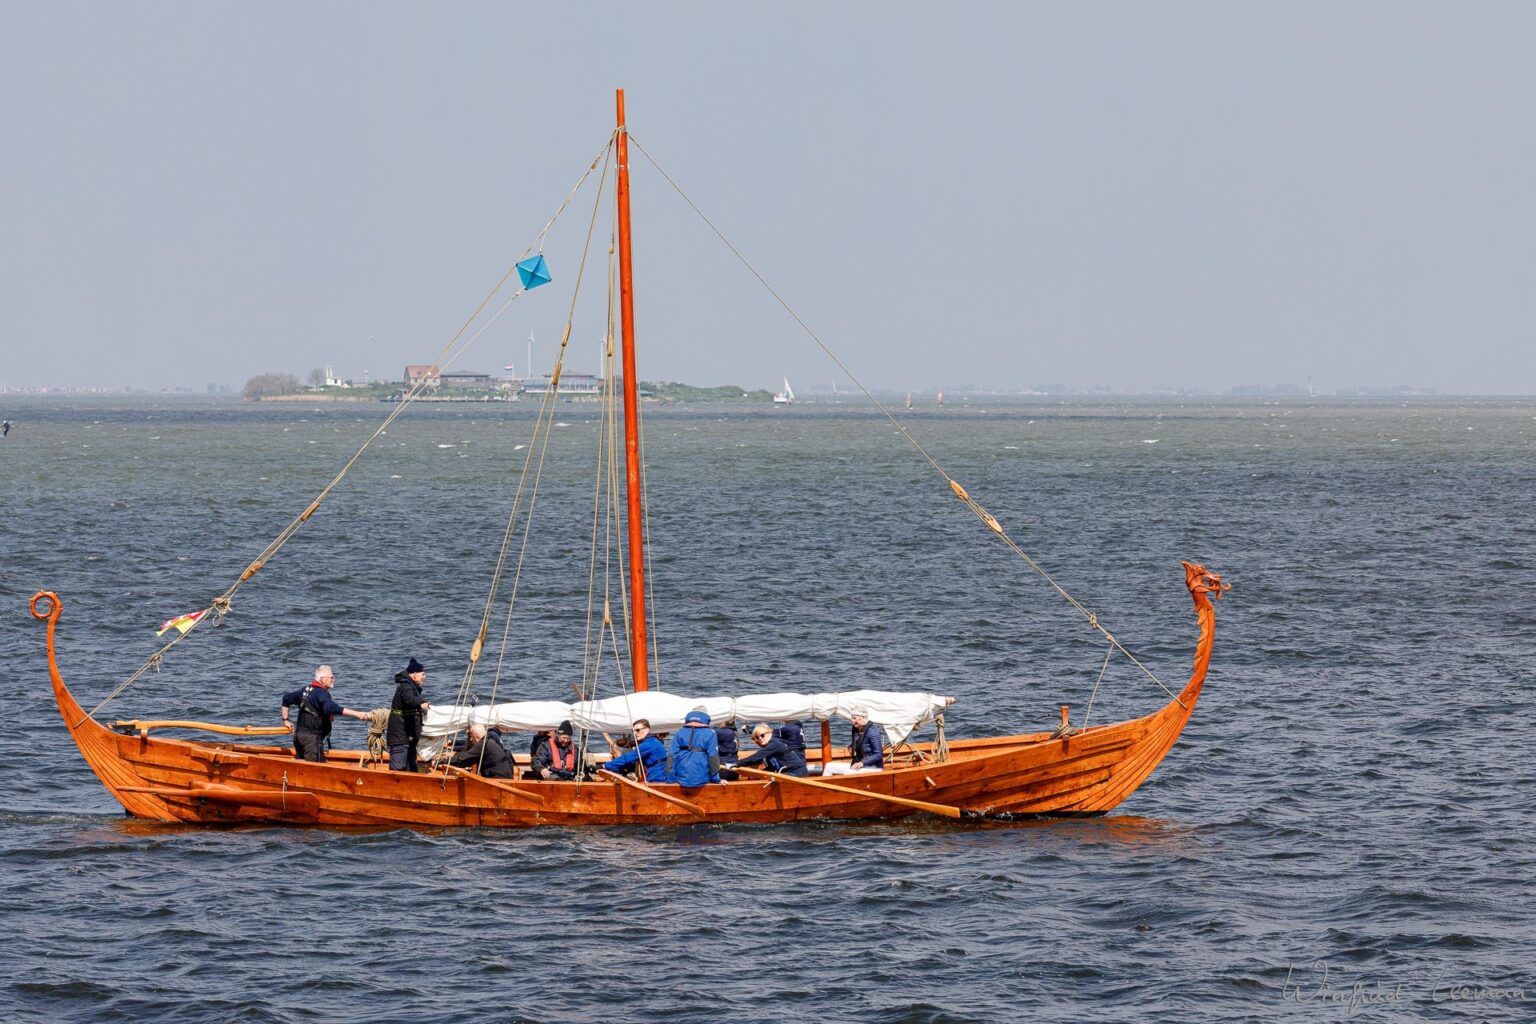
[{"x1": 615, "y1": 88, "x2": 650, "y2": 693}]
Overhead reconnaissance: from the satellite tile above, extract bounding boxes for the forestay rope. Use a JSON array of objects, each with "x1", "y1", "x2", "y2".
[
  {"x1": 626, "y1": 134, "x2": 1182, "y2": 708},
  {"x1": 87, "y1": 135, "x2": 617, "y2": 720}
]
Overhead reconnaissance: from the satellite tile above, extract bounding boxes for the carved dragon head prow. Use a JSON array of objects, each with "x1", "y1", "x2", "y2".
[{"x1": 1181, "y1": 561, "x2": 1229, "y2": 600}]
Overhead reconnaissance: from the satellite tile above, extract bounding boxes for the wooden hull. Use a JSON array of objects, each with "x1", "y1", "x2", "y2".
[{"x1": 32, "y1": 565, "x2": 1224, "y2": 827}]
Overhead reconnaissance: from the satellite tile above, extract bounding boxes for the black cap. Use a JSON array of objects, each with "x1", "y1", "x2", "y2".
[
  {"x1": 406, "y1": 657, "x2": 425, "y2": 674},
  {"x1": 557, "y1": 720, "x2": 573, "y2": 736}
]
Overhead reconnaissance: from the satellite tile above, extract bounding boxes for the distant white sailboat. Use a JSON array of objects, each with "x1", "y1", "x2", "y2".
[{"x1": 773, "y1": 377, "x2": 795, "y2": 405}]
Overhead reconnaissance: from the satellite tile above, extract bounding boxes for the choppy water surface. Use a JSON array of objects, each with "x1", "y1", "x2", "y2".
[{"x1": 1, "y1": 396, "x2": 1532, "y2": 1023}]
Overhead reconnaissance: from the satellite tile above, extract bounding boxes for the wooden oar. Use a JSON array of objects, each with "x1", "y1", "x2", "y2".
[
  {"x1": 735, "y1": 766, "x2": 967, "y2": 819},
  {"x1": 112, "y1": 719, "x2": 292, "y2": 737},
  {"x1": 444, "y1": 764, "x2": 544, "y2": 806},
  {"x1": 599, "y1": 769, "x2": 706, "y2": 818}
]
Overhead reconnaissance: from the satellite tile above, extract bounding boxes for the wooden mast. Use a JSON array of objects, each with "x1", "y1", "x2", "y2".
[{"x1": 615, "y1": 88, "x2": 650, "y2": 693}]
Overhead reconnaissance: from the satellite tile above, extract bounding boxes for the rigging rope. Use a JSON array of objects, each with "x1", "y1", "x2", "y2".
[
  {"x1": 626, "y1": 134, "x2": 1180, "y2": 707},
  {"x1": 450, "y1": 138, "x2": 616, "y2": 772},
  {"x1": 575, "y1": 248, "x2": 619, "y2": 782},
  {"x1": 637, "y1": 357, "x2": 663, "y2": 688},
  {"x1": 87, "y1": 135, "x2": 616, "y2": 721},
  {"x1": 1080, "y1": 641, "x2": 1115, "y2": 730},
  {"x1": 580, "y1": 240, "x2": 619, "y2": 717}
]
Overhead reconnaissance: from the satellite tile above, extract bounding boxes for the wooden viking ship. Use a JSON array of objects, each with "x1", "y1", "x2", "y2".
[{"x1": 35, "y1": 91, "x2": 1227, "y2": 827}]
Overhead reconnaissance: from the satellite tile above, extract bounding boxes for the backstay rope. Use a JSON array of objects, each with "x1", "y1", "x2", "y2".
[
  {"x1": 87, "y1": 135, "x2": 617, "y2": 720},
  {"x1": 626, "y1": 134, "x2": 1181, "y2": 707}
]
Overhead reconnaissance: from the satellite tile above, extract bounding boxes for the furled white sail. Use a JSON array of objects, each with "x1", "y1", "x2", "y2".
[{"x1": 416, "y1": 689, "x2": 955, "y2": 759}]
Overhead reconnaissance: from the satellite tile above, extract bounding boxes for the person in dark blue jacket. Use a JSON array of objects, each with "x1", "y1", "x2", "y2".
[
  {"x1": 847, "y1": 706, "x2": 886, "y2": 772},
  {"x1": 602, "y1": 719, "x2": 671, "y2": 783},
  {"x1": 715, "y1": 718, "x2": 740, "y2": 767},
  {"x1": 668, "y1": 709, "x2": 721, "y2": 786},
  {"x1": 825, "y1": 706, "x2": 887, "y2": 775},
  {"x1": 738, "y1": 723, "x2": 809, "y2": 776},
  {"x1": 279, "y1": 665, "x2": 370, "y2": 762},
  {"x1": 774, "y1": 720, "x2": 806, "y2": 759}
]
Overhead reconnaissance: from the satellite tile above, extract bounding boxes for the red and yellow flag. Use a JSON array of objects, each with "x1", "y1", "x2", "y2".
[{"x1": 155, "y1": 609, "x2": 206, "y2": 637}]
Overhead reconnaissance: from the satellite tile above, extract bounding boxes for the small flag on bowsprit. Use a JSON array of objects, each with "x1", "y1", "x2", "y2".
[
  {"x1": 516, "y1": 254, "x2": 552, "y2": 290},
  {"x1": 155, "y1": 609, "x2": 207, "y2": 637}
]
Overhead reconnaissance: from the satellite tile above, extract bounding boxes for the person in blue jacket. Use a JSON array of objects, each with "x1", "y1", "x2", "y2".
[
  {"x1": 847, "y1": 706, "x2": 886, "y2": 772},
  {"x1": 668, "y1": 709, "x2": 721, "y2": 786},
  {"x1": 715, "y1": 717, "x2": 740, "y2": 767},
  {"x1": 602, "y1": 719, "x2": 672, "y2": 783},
  {"x1": 825, "y1": 706, "x2": 887, "y2": 775},
  {"x1": 738, "y1": 723, "x2": 808, "y2": 777},
  {"x1": 774, "y1": 720, "x2": 806, "y2": 759},
  {"x1": 279, "y1": 665, "x2": 371, "y2": 762}
]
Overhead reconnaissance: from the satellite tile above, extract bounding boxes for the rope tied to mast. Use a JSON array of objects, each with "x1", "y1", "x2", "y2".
[
  {"x1": 447, "y1": 137, "x2": 617, "y2": 775},
  {"x1": 627, "y1": 132, "x2": 1181, "y2": 707},
  {"x1": 86, "y1": 135, "x2": 618, "y2": 721}
]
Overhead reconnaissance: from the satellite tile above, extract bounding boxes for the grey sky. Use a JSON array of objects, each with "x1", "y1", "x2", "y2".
[{"x1": 2, "y1": 2, "x2": 1532, "y2": 394}]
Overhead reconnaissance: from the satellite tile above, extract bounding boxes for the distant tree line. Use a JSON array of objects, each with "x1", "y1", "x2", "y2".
[
  {"x1": 641, "y1": 380, "x2": 773, "y2": 403},
  {"x1": 243, "y1": 372, "x2": 300, "y2": 400}
]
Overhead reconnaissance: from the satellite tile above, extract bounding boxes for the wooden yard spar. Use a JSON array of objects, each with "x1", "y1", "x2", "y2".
[{"x1": 35, "y1": 91, "x2": 1228, "y2": 826}]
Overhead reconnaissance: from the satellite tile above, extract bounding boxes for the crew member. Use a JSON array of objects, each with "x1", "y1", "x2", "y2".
[
  {"x1": 449, "y1": 723, "x2": 515, "y2": 779},
  {"x1": 715, "y1": 717, "x2": 740, "y2": 768},
  {"x1": 601, "y1": 719, "x2": 671, "y2": 783},
  {"x1": 387, "y1": 657, "x2": 433, "y2": 772},
  {"x1": 668, "y1": 709, "x2": 721, "y2": 786},
  {"x1": 774, "y1": 720, "x2": 806, "y2": 760},
  {"x1": 279, "y1": 665, "x2": 370, "y2": 762},
  {"x1": 824, "y1": 706, "x2": 886, "y2": 775},
  {"x1": 530, "y1": 721, "x2": 580, "y2": 780},
  {"x1": 737, "y1": 722, "x2": 808, "y2": 777}
]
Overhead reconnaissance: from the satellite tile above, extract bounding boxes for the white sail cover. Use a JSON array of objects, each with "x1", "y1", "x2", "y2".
[{"x1": 417, "y1": 689, "x2": 955, "y2": 758}]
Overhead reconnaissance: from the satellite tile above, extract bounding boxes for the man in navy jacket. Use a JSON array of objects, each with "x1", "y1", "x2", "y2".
[
  {"x1": 845, "y1": 706, "x2": 886, "y2": 773},
  {"x1": 279, "y1": 665, "x2": 370, "y2": 762}
]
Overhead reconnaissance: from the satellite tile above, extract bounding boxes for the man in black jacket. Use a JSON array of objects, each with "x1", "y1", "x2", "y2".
[
  {"x1": 450, "y1": 723, "x2": 514, "y2": 779},
  {"x1": 387, "y1": 657, "x2": 432, "y2": 772},
  {"x1": 530, "y1": 720, "x2": 580, "y2": 780}
]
